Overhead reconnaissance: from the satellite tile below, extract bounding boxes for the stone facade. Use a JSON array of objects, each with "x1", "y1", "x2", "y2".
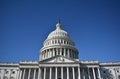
[{"x1": 0, "y1": 20, "x2": 120, "y2": 79}]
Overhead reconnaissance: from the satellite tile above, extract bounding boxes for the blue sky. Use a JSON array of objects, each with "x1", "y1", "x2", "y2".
[{"x1": 0, "y1": 0, "x2": 120, "y2": 63}]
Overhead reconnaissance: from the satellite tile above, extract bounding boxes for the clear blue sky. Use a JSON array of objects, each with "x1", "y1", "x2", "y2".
[{"x1": 0, "y1": 0, "x2": 120, "y2": 63}]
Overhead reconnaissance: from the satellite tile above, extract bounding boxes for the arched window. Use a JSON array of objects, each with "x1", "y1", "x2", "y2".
[{"x1": 12, "y1": 71, "x2": 15, "y2": 74}]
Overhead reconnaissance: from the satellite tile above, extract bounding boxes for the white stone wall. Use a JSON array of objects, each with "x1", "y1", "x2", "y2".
[
  {"x1": 100, "y1": 67, "x2": 120, "y2": 79},
  {"x1": 0, "y1": 62, "x2": 120, "y2": 79},
  {"x1": 0, "y1": 68, "x2": 19, "y2": 79}
]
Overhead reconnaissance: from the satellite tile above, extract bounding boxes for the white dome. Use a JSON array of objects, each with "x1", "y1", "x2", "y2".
[
  {"x1": 47, "y1": 27, "x2": 70, "y2": 39},
  {"x1": 47, "y1": 21, "x2": 70, "y2": 39}
]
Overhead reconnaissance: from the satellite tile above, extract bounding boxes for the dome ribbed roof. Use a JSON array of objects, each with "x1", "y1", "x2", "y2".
[{"x1": 47, "y1": 21, "x2": 70, "y2": 39}]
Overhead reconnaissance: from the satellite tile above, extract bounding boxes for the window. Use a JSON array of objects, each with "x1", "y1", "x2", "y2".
[
  {"x1": 117, "y1": 70, "x2": 119, "y2": 73},
  {"x1": 103, "y1": 71, "x2": 106, "y2": 73},
  {"x1": 5, "y1": 71, "x2": 8, "y2": 74},
  {"x1": 10, "y1": 77, "x2": 14, "y2": 79},
  {"x1": 12, "y1": 71, "x2": 15, "y2": 74},
  {"x1": 119, "y1": 75, "x2": 120, "y2": 79},
  {"x1": 4, "y1": 76, "x2": 8, "y2": 79}
]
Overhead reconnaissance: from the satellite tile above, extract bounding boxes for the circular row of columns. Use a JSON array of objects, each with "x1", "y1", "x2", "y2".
[
  {"x1": 18, "y1": 67, "x2": 101, "y2": 79},
  {"x1": 44, "y1": 39, "x2": 74, "y2": 47},
  {"x1": 41, "y1": 48, "x2": 78, "y2": 60}
]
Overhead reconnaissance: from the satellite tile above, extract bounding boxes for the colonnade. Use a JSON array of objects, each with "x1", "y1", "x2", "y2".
[
  {"x1": 41, "y1": 48, "x2": 78, "y2": 60},
  {"x1": 18, "y1": 67, "x2": 101, "y2": 79},
  {"x1": 44, "y1": 39, "x2": 74, "y2": 47}
]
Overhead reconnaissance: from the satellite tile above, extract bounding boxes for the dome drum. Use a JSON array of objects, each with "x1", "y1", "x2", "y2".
[
  {"x1": 43, "y1": 38, "x2": 75, "y2": 47},
  {"x1": 40, "y1": 45, "x2": 78, "y2": 52}
]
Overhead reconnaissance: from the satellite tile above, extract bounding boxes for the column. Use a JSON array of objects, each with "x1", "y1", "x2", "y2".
[
  {"x1": 47, "y1": 50, "x2": 48, "y2": 58},
  {"x1": 55, "y1": 67, "x2": 57, "y2": 79},
  {"x1": 49, "y1": 67, "x2": 52, "y2": 79},
  {"x1": 44, "y1": 51, "x2": 45, "y2": 59},
  {"x1": 33, "y1": 69, "x2": 36, "y2": 79},
  {"x1": 49, "y1": 49, "x2": 51, "y2": 58},
  {"x1": 22, "y1": 69, "x2": 26, "y2": 79},
  {"x1": 71, "y1": 50, "x2": 73, "y2": 58},
  {"x1": 56, "y1": 49, "x2": 58, "y2": 55},
  {"x1": 19, "y1": 70, "x2": 22, "y2": 79},
  {"x1": 1, "y1": 69, "x2": 5, "y2": 79},
  {"x1": 72, "y1": 67, "x2": 75, "y2": 79},
  {"x1": 92, "y1": 68, "x2": 96, "y2": 79},
  {"x1": 83, "y1": 68, "x2": 85, "y2": 79},
  {"x1": 16, "y1": 70, "x2": 20, "y2": 79},
  {"x1": 50, "y1": 49, "x2": 52, "y2": 57},
  {"x1": 38, "y1": 68, "x2": 41, "y2": 79},
  {"x1": 1, "y1": 70, "x2": 4, "y2": 79},
  {"x1": 46, "y1": 51, "x2": 47, "y2": 58},
  {"x1": 78, "y1": 67, "x2": 81, "y2": 79},
  {"x1": 44, "y1": 67, "x2": 46, "y2": 79},
  {"x1": 88, "y1": 68, "x2": 91, "y2": 79},
  {"x1": 43, "y1": 52, "x2": 45, "y2": 59},
  {"x1": 28, "y1": 69, "x2": 31, "y2": 79},
  {"x1": 42, "y1": 53, "x2": 44, "y2": 60},
  {"x1": 53, "y1": 49, "x2": 55, "y2": 56},
  {"x1": 67, "y1": 67, "x2": 69, "y2": 79},
  {"x1": 49, "y1": 50, "x2": 50, "y2": 58},
  {"x1": 97, "y1": 68, "x2": 101, "y2": 79},
  {"x1": 8, "y1": 69, "x2": 11, "y2": 79},
  {"x1": 67, "y1": 49, "x2": 70, "y2": 57},
  {"x1": 61, "y1": 67, "x2": 63, "y2": 79},
  {"x1": 60, "y1": 48, "x2": 62, "y2": 55},
  {"x1": 44, "y1": 50, "x2": 47, "y2": 59},
  {"x1": 70, "y1": 49, "x2": 72, "y2": 57},
  {"x1": 64, "y1": 48, "x2": 66, "y2": 56}
]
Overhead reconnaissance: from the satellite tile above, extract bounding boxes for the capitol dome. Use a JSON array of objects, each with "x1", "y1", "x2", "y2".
[
  {"x1": 47, "y1": 21, "x2": 70, "y2": 39},
  {"x1": 40, "y1": 20, "x2": 79, "y2": 61}
]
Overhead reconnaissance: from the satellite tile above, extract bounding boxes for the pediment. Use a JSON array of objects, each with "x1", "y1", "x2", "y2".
[{"x1": 40, "y1": 55, "x2": 79, "y2": 63}]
